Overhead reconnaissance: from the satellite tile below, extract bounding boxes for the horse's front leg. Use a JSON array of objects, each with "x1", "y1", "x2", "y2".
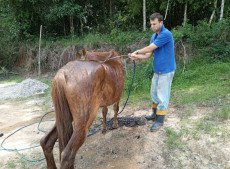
[
  {"x1": 112, "y1": 102, "x2": 119, "y2": 129},
  {"x1": 102, "y1": 107, "x2": 108, "y2": 134}
]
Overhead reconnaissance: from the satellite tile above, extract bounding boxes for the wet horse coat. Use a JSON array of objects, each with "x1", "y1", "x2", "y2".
[{"x1": 40, "y1": 50, "x2": 125, "y2": 169}]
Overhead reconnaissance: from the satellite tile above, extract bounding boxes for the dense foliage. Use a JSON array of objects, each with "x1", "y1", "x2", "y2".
[
  {"x1": 172, "y1": 19, "x2": 230, "y2": 62},
  {"x1": 1, "y1": 0, "x2": 230, "y2": 37},
  {"x1": 0, "y1": 0, "x2": 230, "y2": 68}
]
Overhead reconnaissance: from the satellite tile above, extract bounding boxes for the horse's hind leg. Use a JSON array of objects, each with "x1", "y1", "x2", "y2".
[
  {"x1": 40, "y1": 123, "x2": 58, "y2": 169},
  {"x1": 102, "y1": 107, "x2": 108, "y2": 134},
  {"x1": 112, "y1": 101, "x2": 119, "y2": 129},
  {"x1": 60, "y1": 124, "x2": 87, "y2": 169}
]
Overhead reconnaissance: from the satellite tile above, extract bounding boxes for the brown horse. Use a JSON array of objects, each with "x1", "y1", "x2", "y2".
[{"x1": 40, "y1": 49, "x2": 125, "y2": 169}]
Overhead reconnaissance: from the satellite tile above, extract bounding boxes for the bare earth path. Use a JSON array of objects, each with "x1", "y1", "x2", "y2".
[{"x1": 0, "y1": 97, "x2": 229, "y2": 169}]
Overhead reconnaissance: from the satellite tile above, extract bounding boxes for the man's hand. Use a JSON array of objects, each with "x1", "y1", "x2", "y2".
[{"x1": 128, "y1": 52, "x2": 139, "y2": 60}]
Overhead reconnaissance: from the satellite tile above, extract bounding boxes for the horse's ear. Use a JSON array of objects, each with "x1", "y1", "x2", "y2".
[
  {"x1": 82, "y1": 48, "x2": 86, "y2": 56},
  {"x1": 111, "y1": 50, "x2": 115, "y2": 56}
]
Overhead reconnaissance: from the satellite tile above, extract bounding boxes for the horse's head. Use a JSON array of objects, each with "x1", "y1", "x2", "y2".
[{"x1": 81, "y1": 48, "x2": 118, "y2": 63}]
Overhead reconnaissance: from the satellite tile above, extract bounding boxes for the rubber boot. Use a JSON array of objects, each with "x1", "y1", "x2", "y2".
[
  {"x1": 150, "y1": 115, "x2": 165, "y2": 132},
  {"x1": 145, "y1": 108, "x2": 156, "y2": 120}
]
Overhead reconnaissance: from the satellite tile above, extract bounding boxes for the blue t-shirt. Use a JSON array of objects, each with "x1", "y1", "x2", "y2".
[{"x1": 150, "y1": 24, "x2": 176, "y2": 74}]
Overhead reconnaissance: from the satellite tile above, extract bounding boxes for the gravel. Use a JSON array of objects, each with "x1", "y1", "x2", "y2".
[{"x1": 0, "y1": 78, "x2": 49, "y2": 100}]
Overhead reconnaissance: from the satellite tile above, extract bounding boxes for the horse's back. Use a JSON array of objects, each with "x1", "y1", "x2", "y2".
[{"x1": 53, "y1": 60, "x2": 105, "y2": 104}]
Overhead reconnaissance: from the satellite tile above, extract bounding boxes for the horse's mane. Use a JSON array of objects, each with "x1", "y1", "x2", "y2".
[
  {"x1": 81, "y1": 48, "x2": 120, "y2": 63},
  {"x1": 86, "y1": 50, "x2": 117, "y2": 62}
]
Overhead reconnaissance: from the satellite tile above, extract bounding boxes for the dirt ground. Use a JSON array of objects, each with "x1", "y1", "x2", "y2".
[{"x1": 0, "y1": 92, "x2": 230, "y2": 169}]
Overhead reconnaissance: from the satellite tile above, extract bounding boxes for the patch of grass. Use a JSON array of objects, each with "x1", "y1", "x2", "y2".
[
  {"x1": 180, "y1": 114, "x2": 229, "y2": 141},
  {"x1": 177, "y1": 158, "x2": 185, "y2": 168},
  {"x1": 120, "y1": 133, "x2": 125, "y2": 137},
  {"x1": 219, "y1": 126, "x2": 228, "y2": 141},
  {"x1": 44, "y1": 32, "x2": 106, "y2": 49},
  {"x1": 6, "y1": 160, "x2": 16, "y2": 168},
  {"x1": 194, "y1": 120, "x2": 217, "y2": 136},
  {"x1": 165, "y1": 128, "x2": 184, "y2": 150},
  {"x1": 16, "y1": 158, "x2": 28, "y2": 169},
  {"x1": 185, "y1": 107, "x2": 194, "y2": 116},
  {"x1": 220, "y1": 106, "x2": 230, "y2": 119},
  {"x1": 171, "y1": 58, "x2": 230, "y2": 105},
  {"x1": 0, "y1": 74, "x2": 23, "y2": 84},
  {"x1": 166, "y1": 110, "x2": 230, "y2": 152},
  {"x1": 123, "y1": 57, "x2": 230, "y2": 109},
  {"x1": 121, "y1": 90, "x2": 151, "y2": 108}
]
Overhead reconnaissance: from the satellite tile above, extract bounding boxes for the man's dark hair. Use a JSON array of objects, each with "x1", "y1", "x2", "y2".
[{"x1": 150, "y1": 13, "x2": 163, "y2": 22}]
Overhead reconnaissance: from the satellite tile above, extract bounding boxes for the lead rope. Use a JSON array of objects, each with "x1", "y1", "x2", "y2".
[{"x1": 103, "y1": 55, "x2": 129, "y2": 63}]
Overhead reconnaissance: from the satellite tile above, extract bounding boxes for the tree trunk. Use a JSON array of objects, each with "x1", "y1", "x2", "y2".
[
  {"x1": 164, "y1": 0, "x2": 170, "y2": 20},
  {"x1": 143, "y1": 0, "x2": 146, "y2": 31},
  {"x1": 80, "y1": 19, "x2": 83, "y2": 36},
  {"x1": 110, "y1": 0, "x2": 112, "y2": 16},
  {"x1": 181, "y1": 40, "x2": 187, "y2": 73},
  {"x1": 220, "y1": 0, "x2": 225, "y2": 20},
  {"x1": 63, "y1": 18, "x2": 66, "y2": 36},
  {"x1": 103, "y1": 0, "x2": 106, "y2": 20},
  {"x1": 209, "y1": 0, "x2": 217, "y2": 24},
  {"x1": 70, "y1": 15, "x2": 74, "y2": 34},
  {"x1": 38, "y1": 25, "x2": 42, "y2": 77},
  {"x1": 183, "y1": 1, "x2": 188, "y2": 25}
]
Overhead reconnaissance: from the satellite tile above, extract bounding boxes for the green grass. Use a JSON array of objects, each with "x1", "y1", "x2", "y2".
[
  {"x1": 171, "y1": 58, "x2": 230, "y2": 105},
  {"x1": 165, "y1": 128, "x2": 184, "y2": 150},
  {"x1": 123, "y1": 57, "x2": 230, "y2": 107},
  {"x1": 165, "y1": 116, "x2": 229, "y2": 152},
  {"x1": 220, "y1": 106, "x2": 230, "y2": 119},
  {"x1": 120, "y1": 133, "x2": 125, "y2": 137},
  {"x1": 43, "y1": 32, "x2": 104, "y2": 48},
  {"x1": 0, "y1": 74, "x2": 23, "y2": 84},
  {"x1": 4, "y1": 153, "x2": 45, "y2": 169},
  {"x1": 6, "y1": 160, "x2": 16, "y2": 168}
]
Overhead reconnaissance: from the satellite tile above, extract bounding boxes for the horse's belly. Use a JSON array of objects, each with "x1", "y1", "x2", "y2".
[{"x1": 100, "y1": 76, "x2": 125, "y2": 107}]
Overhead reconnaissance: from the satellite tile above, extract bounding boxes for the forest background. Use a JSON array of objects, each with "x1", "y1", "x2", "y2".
[
  {"x1": 0, "y1": 0, "x2": 229, "y2": 67},
  {"x1": 0, "y1": 0, "x2": 229, "y2": 96}
]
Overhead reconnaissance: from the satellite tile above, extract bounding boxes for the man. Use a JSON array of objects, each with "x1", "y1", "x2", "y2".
[{"x1": 129, "y1": 13, "x2": 176, "y2": 131}]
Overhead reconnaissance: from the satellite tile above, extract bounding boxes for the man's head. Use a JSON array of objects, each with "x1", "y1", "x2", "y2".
[{"x1": 150, "y1": 13, "x2": 163, "y2": 34}]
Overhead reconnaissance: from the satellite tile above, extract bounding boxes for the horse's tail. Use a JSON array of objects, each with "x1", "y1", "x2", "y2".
[{"x1": 51, "y1": 73, "x2": 73, "y2": 157}]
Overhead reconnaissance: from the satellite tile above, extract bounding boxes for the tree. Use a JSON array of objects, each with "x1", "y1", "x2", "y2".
[
  {"x1": 110, "y1": 0, "x2": 113, "y2": 16},
  {"x1": 183, "y1": 0, "x2": 188, "y2": 25},
  {"x1": 209, "y1": 0, "x2": 218, "y2": 24},
  {"x1": 164, "y1": 0, "x2": 170, "y2": 20},
  {"x1": 143, "y1": 0, "x2": 146, "y2": 31},
  {"x1": 220, "y1": 0, "x2": 225, "y2": 20},
  {"x1": 47, "y1": 1, "x2": 83, "y2": 34}
]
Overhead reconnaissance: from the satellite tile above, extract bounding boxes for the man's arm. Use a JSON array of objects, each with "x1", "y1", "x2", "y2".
[
  {"x1": 135, "y1": 43, "x2": 158, "y2": 54},
  {"x1": 129, "y1": 52, "x2": 152, "y2": 60}
]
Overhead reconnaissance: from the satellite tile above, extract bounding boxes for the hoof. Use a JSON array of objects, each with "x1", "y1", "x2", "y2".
[
  {"x1": 112, "y1": 123, "x2": 118, "y2": 129},
  {"x1": 102, "y1": 128, "x2": 107, "y2": 134}
]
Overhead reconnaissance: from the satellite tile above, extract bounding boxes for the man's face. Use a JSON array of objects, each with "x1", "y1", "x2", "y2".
[{"x1": 150, "y1": 18, "x2": 163, "y2": 33}]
